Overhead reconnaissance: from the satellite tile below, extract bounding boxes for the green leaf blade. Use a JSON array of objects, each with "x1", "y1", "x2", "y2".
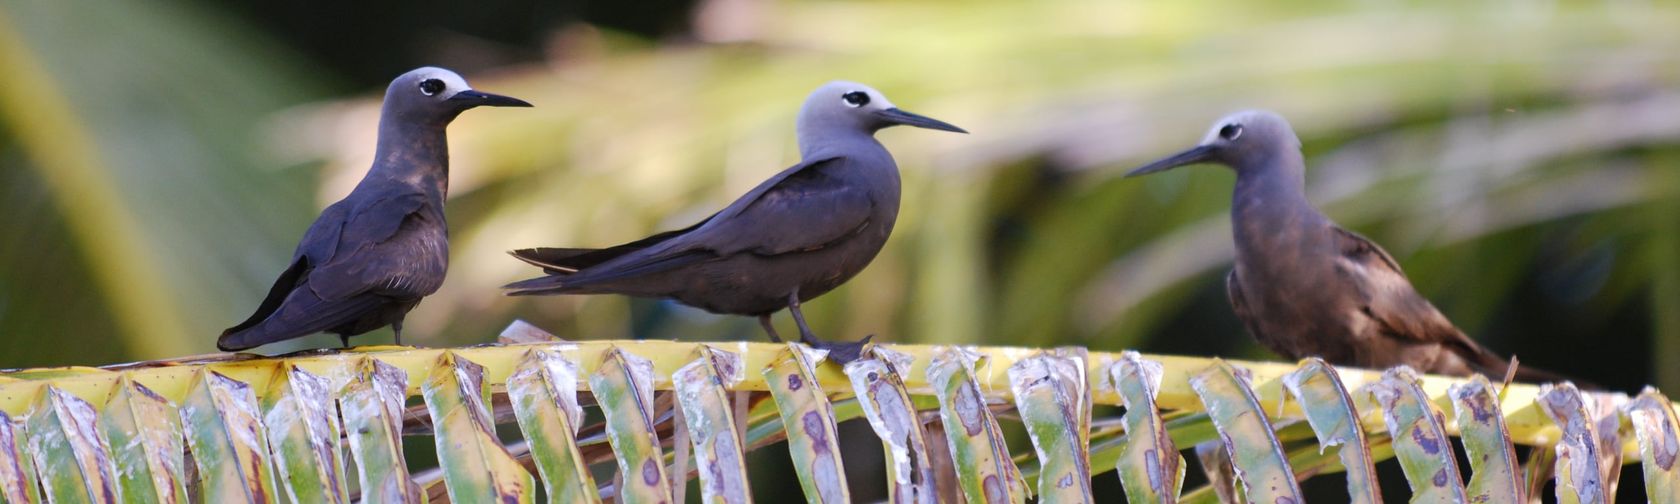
[
  {"x1": 422, "y1": 352, "x2": 534, "y2": 504},
  {"x1": 763, "y1": 344, "x2": 851, "y2": 504}
]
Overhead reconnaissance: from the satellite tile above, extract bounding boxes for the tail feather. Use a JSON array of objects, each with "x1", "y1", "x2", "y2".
[
  {"x1": 509, "y1": 223, "x2": 704, "y2": 274},
  {"x1": 218, "y1": 289, "x2": 383, "y2": 351},
  {"x1": 509, "y1": 248, "x2": 597, "y2": 273},
  {"x1": 502, "y1": 274, "x2": 570, "y2": 295},
  {"x1": 504, "y1": 250, "x2": 711, "y2": 296},
  {"x1": 225, "y1": 257, "x2": 309, "y2": 337}
]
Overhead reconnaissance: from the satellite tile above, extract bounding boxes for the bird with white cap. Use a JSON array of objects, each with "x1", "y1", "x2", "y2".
[
  {"x1": 1126, "y1": 110, "x2": 1571, "y2": 382},
  {"x1": 220, "y1": 67, "x2": 531, "y2": 352},
  {"x1": 505, "y1": 81, "x2": 965, "y2": 363}
]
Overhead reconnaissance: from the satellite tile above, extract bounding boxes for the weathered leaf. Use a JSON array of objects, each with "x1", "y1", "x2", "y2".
[
  {"x1": 1368, "y1": 366, "x2": 1467, "y2": 503},
  {"x1": 0, "y1": 342, "x2": 1661, "y2": 504},
  {"x1": 499, "y1": 319, "x2": 563, "y2": 344},
  {"x1": 845, "y1": 346, "x2": 935, "y2": 504},
  {"x1": 1625, "y1": 387, "x2": 1680, "y2": 502},
  {"x1": 1587, "y1": 393, "x2": 1626, "y2": 501},
  {"x1": 1281, "y1": 430, "x2": 1397, "y2": 487},
  {"x1": 508, "y1": 348, "x2": 600, "y2": 504},
  {"x1": 1188, "y1": 359, "x2": 1301, "y2": 504},
  {"x1": 1053, "y1": 347, "x2": 1093, "y2": 450},
  {"x1": 262, "y1": 364, "x2": 347, "y2": 504},
  {"x1": 1449, "y1": 375, "x2": 1521, "y2": 503},
  {"x1": 1007, "y1": 351, "x2": 1092, "y2": 502},
  {"x1": 763, "y1": 344, "x2": 850, "y2": 504},
  {"x1": 1109, "y1": 351, "x2": 1183, "y2": 504},
  {"x1": 100, "y1": 375, "x2": 187, "y2": 504},
  {"x1": 926, "y1": 346, "x2": 1026, "y2": 504},
  {"x1": 590, "y1": 346, "x2": 671, "y2": 504},
  {"x1": 422, "y1": 351, "x2": 533, "y2": 503},
  {"x1": 27, "y1": 385, "x2": 119, "y2": 503},
  {"x1": 1537, "y1": 383, "x2": 1609, "y2": 504},
  {"x1": 0, "y1": 409, "x2": 39, "y2": 504},
  {"x1": 1280, "y1": 358, "x2": 1379, "y2": 504},
  {"x1": 179, "y1": 369, "x2": 278, "y2": 503},
  {"x1": 338, "y1": 357, "x2": 420, "y2": 504},
  {"x1": 673, "y1": 346, "x2": 752, "y2": 504}
]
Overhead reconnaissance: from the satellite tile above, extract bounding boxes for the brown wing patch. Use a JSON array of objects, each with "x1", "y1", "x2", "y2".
[{"x1": 1331, "y1": 227, "x2": 1492, "y2": 357}]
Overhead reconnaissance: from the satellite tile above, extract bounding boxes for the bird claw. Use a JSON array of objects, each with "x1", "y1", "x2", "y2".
[{"x1": 800, "y1": 334, "x2": 874, "y2": 364}]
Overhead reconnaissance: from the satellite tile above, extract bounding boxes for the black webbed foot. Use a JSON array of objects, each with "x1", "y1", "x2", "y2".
[{"x1": 800, "y1": 334, "x2": 874, "y2": 364}]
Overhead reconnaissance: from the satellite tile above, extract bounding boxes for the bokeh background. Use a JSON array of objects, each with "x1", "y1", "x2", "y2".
[{"x1": 1, "y1": 0, "x2": 1676, "y2": 499}]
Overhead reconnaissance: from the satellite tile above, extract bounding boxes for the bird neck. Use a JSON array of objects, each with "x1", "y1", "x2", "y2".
[
  {"x1": 1231, "y1": 148, "x2": 1310, "y2": 212},
  {"x1": 368, "y1": 118, "x2": 451, "y2": 198},
  {"x1": 1230, "y1": 148, "x2": 1326, "y2": 259},
  {"x1": 797, "y1": 127, "x2": 879, "y2": 160}
]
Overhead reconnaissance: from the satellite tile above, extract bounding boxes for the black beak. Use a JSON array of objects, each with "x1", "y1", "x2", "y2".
[
  {"x1": 876, "y1": 108, "x2": 967, "y2": 133},
  {"x1": 449, "y1": 89, "x2": 533, "y2": 108},
  {"x1": 1125, "y1": 145, "x2": 1217, "y2": 177}
]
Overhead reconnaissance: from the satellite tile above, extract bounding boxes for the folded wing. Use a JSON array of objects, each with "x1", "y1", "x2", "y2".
[{"x1": 506, "y1": 156, "x2": 873, "y2": 293}]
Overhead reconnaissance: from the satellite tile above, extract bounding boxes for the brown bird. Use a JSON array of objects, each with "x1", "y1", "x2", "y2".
[
  {"x1": 219, "y1": 67, "x2": 530, "y2": 351},
  {"x1": 1127, "y1": 110, "x2": 1567, "y2": 382},
  {"x1": 503, "y1": 81, "x2": 965, "y2": 363}
]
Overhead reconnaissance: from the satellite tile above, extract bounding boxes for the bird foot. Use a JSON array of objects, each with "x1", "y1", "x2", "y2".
[{"x1": 800, "y1": 334, "x2": 874, "y2": 364}]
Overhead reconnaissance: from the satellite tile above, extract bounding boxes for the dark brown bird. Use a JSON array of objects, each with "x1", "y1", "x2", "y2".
[
  {"x1": 219, "y1": 67, "x2": 530, "y2": 352},
  {"x1": 1126, "y1": 110, "x2": 1565, "y2": 382},
  {"x1": 504, "y1": 81, "x2": 965, "y2": 363}
]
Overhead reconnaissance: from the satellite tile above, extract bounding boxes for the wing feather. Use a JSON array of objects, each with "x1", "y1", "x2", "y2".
[
  {"x1": 222, "y1": 256, "x2": 310, "y2": 337},
  {"x1": 1332, "y1": 227, "x2": 1483, "y2": 349},
  {"x1": 509, "y1": 156, "x2": 872, "y2": 291},
  {"x1": 308, "y1": 192, "x2": 444, "y2": 300}
]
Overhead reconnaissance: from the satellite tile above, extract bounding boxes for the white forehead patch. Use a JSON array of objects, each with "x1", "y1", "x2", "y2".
[
  {"x1": 1201, "y1": 110, "x2": 1271, "y2": 144},
  {"x1": 1200, "y1": 121, "x2": 1234, "y2": 144},
  {"x1": 408, "y1": 66, "x2": 473, "y2": 97},
  {"x1": 821, "y1": 80, "x2": 895, "y2": 110}
]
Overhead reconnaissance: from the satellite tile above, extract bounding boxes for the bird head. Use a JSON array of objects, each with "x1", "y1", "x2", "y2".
[
  {"x1": 797, "y1": 81, "x2": 968, "y2": 142},
  {"x1": 381, "y1": 67, "x2": 532, "y2": 124},
  {"x1": 1125, "y1": 110, "x2": 1301, "y2": 177}
]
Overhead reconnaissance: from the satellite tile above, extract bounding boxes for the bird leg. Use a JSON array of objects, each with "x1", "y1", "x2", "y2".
[
  {"x1": 786, "y1": 292, "x2": 817, "y2": 342},
  {"x1": 758, "y1": 315, "x2": 784, "y2": 343},
  {"x1": 785, "y1": 292, "x2": 872, "y2": 364},
  {"x1": 392, "y1": 320, "x2": 404, "y2": 347},
  {"x1": 338, "y1": 334, "x2": 352, "y2": 349}
]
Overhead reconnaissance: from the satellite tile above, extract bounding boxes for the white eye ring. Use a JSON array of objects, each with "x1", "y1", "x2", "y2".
[
  {"x1": 841, "y1": 91, "x2": 870, "y2": 108},
  {"x1": 1218, "y1": 123, "x2": 1243, "y2": 141},
  {"x1": 418, "y1": 78, "x2": 446, "y2": 97}
]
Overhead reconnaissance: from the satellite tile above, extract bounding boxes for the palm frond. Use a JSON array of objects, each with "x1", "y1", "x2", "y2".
[{"x1": 0, "y1": 328, "x2": 1666, "y2": 502}]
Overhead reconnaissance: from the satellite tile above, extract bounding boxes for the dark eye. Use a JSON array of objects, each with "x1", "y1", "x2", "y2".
[
  {"x1": 1219, "y1": 123, "x2": 1243, "y2": 141},
  {"x1": 841, "y1": 91, "x2": 870, "y2": 108},
  {"x1": 418, "y1": 79, "x2": 445, "y2": 96}
]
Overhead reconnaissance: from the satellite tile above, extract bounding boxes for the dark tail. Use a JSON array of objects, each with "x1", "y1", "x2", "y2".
[
  {"x1": 504, "y1": 250, "x2": 710, "y2": 296},
  {"x1": 217, "y1": 290, "x2": 382, "y2": 351},
  {"x1": 510, "y1": 248, "x2": 598, "y2": 273},
  {"x1": 509, "y1": 223, "x2": 700, "y2": 274},
  {"x1": 224, "y1": 257, "x2": 309, "y2": 338},
  {"x1": 502, "y1": 274, "x2": 571, "y2": 296},
  {"x1": 503, "y1": 248, "x2": 593, "y2": 295}
]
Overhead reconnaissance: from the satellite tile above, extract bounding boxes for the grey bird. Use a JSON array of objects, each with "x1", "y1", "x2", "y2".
[
  {"x1": 1126, "y1": 110, "x2": 1563, "y2": 381},
  {"x1": 504, "y1": 81, "x2": 964, "y2": 363},
  {"x1": 219, "y1": 67, "x2": 531, "y2": 352}
]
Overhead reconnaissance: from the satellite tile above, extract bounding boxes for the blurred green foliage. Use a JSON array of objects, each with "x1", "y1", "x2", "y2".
[
  {"x1": 1, "y1": 0, "x2": 1676, "y2": 402},
  {"x1": 0, "y1": 0, "x2": 321, "y2": 363}
]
